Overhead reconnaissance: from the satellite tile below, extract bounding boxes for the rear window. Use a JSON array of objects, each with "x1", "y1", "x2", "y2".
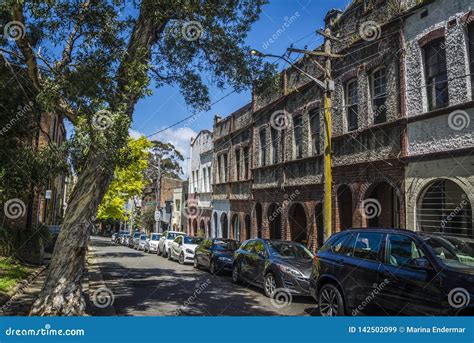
[
  {"x1": 213, "y1": 239, "x2": 239, "y2": 251},
  {"x1": 167, "y1": 232, "x2": 179, "y2": 240},
  {"x1": 151, "y1": 234, "x2": 161, "y2": 240}
]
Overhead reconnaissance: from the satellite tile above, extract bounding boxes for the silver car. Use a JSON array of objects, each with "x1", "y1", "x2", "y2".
[{"x1": 144, "y1": 233, "x2": 162, "y2": 253}]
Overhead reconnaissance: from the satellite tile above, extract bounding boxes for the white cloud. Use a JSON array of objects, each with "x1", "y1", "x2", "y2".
[{"x1": 129, "y1": 126, "x2": 197, "y2": 178}]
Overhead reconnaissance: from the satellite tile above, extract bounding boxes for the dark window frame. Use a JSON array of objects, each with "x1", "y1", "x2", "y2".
[
  {"x1": 345, "y1": 79, "x2": 359, "y2": 131},
  {"x1": 424, "y1": 38, "x2": 449, "y2": 110},
  {"x1": 259, "y1": 129, "x2": 267, "y2": 167},
  {"x1": 293, "y1": 115, "x2": 304, "y2": 159},
  {"x1": 370, "y1": 66, "x2": 388, "y2": 124},
  {"x1": 309, "y1": 108, "x2": 321, "y2": 155}
]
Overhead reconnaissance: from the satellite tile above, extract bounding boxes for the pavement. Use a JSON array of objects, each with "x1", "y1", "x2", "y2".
[{"x1": 87, "y1": 236, "x2": 319, "y2": 316}]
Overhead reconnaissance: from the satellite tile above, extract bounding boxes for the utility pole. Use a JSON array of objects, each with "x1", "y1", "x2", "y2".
[{"x1": 151, "y1": 156, "x2": 162, "y2": 233}]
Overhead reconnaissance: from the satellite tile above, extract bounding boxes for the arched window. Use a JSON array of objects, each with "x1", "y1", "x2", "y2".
[{"x1": 418, "y1": 180, "x2": 472, "y2": 236}]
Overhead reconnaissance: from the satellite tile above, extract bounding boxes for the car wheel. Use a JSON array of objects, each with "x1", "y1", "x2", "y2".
[
  {"x1": 162, "y1": 248, "x2": 167, "y2": 258},
  {"x1": 232, "y1": 264, "x2": 241, "y2": 284},
  {"x1": 167, "y1": 249, "x2": 172, "y2": 260},
  {"x1": 209, "y1": 259, "x2": 217, "y2": 275},
  {"x1": 193, "y1": 256, "x2": 199, "y2": 268},
  {"x1": 264, "y1": 273, "x2": 277, "y2": 297},
  {"x1": 318, "y1": 284, "x2": 345, "y2": 316},
  {"x1": 179, "y1": 253, "x2": 185, "y2": 265}
]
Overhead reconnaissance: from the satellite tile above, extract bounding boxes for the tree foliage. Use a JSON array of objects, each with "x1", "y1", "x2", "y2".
[{"x1": 97, "y1": 136, "x2": 151, "y2": 221}]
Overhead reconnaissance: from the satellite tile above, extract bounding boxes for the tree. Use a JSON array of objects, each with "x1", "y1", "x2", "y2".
[
  {"x1": 139, "y1": 206, "x2": 156, "y2": 233},
  {"x1": 97, "y1": 137, "x2": 151, "y2": 222},
  {"x1": 1, "y1": 0, "x2": 272, "y2": 315}
]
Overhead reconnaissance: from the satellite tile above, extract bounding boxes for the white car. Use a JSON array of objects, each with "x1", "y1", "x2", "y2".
[
  {"x1": 144, "y1": 233, "x2": 161, "y2": 253},
  {"x1": 168, "y1": 235, "x2": 203, "y2": 264},
  {"x1": 137, "y1": 234, "x2": 148, "y2": 250},
  {"x1": 157, "y1": 230, "x2": 182, "y2": 258}
]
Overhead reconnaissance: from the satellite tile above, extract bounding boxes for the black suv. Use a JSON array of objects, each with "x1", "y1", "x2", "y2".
[
  {"x1": 310, "y1": 228, "x2": 474, "y2": 316},
  {"x1": 232, "y1": 239, "x2": 314, "y2": 297}
]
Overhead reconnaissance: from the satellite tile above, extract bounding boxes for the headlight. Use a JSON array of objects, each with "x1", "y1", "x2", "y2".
[
  {"x1": 278, "y1": 264, "x2": 304, "y2": 277},
  {"x1": 185, "y1": 249, "x2": 194, "y2": 254},
  {"x1": 218, "y1": 256, "x2": 232, "y2": 263}
]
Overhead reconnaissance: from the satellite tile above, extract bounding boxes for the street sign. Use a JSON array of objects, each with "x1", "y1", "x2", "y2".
[{"x1": 154, "y1": 211, "x2": 161, "y2": 222}]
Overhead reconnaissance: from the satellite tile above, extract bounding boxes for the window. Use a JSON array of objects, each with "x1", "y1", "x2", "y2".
[
  {"x1": 346, "y1": 79, "x2": 359, "y2": 131},
  {"x1": 270, "y1": 127, "x2": 278, "y2": 164},
  {"x1": 424, "y1": 39, "x2": 448, "y2": 110},
  {"x1": 235, "y1": 148, "x2": 241, "y2": 181},
  {"x1": 371, "y1": 67, "x2": 387, "y2": 124},
  {"x1": 259, "y1": 130, "x2": 266, "y2": 167},
  {"x1": 293, "y1": 115, "x2": 303, "y2": 159},
  {"x1": 243, "y1": 147, "x2": 249, "y2": 179},
  {"x1": 385, "y1": 234, "x2": 425, "y2": 267},
  {"x1": 310, "y1": 108, "x2": 320, "y2": 155},
  {"x1": 353, "y1": 232, "x2": 383, "y2": 261},
  {"x1": 223, "y1": 153, "x2": 228, "y2": 182},
  {"x1": 175, "y1": 200, "x2": 180, "y2": 212},
  {"x1": 216, "y1": 157, "x2": 221, "y2": 183},
  {"x1": 469, "y1": 23, "x2": 474, "y2": 97}
]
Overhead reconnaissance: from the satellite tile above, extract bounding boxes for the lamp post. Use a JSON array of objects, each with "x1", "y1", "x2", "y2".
[{"x1": 251, "y1": 47, "x2": 334, "y2": 243}]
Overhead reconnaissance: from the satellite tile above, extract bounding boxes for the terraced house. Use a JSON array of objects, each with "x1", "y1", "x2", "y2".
[{"x1": 200, "y1": 0, "x2": 473, "y2": 249}]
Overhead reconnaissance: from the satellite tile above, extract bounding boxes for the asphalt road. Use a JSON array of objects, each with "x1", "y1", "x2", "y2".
[{"x1": 88, "y1": 236, "x2": 319, "y2": 316}]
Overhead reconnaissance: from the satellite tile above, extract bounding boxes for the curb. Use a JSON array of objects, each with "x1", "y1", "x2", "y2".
[
  {"x1": 0, "y1": 264, "x2": 47, "y2": 309},
  {"x1": 87, "y1": 249, "x2": 116, "y2": 316}
]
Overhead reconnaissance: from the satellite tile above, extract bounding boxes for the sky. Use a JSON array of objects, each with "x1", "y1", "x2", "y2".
[{"x1": 129, "y1": 0, "x2": 351, "y2": 177}]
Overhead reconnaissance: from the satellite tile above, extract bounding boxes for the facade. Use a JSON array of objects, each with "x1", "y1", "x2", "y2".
[
  {"x1": 198, "y1": 0, "x2": 473, "y2": 248},
  {"x1": 187, "y1": 130, "x2": 213, "y2": 236},
  {"x1": 403, "y1": 0, "x2": 473, "y2": 236},
  {"x1": 212, "y1": 105, "x2": 253, "y2": 241}
]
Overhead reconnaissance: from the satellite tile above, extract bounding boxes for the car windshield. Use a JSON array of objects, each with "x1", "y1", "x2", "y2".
[
  {"x1": 140, "y1": 235, "x2": 147, "y2": 240},
  {"x1": 167, "y1": 232, "x2": 179, "y2": 240},
  {"x1": 268, "y1": 241, "x2": 313, "y2": 259},
  {"x1": 184, "y1": 236, "x2": 202, "y2": 244},
  {"x1": 422, "y1": 234, "x2": 474, "y2": 270},
  {"x1": 133, "y1": 232, "x2": 140, "y2": 238},
  {"x1": 151, "y1": 234, "x2": 161, "y2": 241},
  {"x1": 213, "y1": 240, "x2": 239, "y2": 251}
]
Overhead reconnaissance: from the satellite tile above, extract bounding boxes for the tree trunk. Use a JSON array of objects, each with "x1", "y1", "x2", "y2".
[{"x1": 30, "y1": 153, "x2": 112, "y2": 316}]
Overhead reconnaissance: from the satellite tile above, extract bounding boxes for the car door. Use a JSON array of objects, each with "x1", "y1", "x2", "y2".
[
  {"x1": 172, "y1": 236, "x2": 182, "y2": 258},
  {"x1": 246, "y1": 240, "x2": 266, "y2": 286},
  {"x1": 202, "y1": 240, "x2": 212, "y2": 268},
  {"x1": 377, "y1": 233, "x2": 442, "y2": 315},
  {"x1": 333, "y1": 231, "x2": 384, "y2": 314},
  {"x1": 239, "y1": 240, "x2": 255, "y2": 281}
]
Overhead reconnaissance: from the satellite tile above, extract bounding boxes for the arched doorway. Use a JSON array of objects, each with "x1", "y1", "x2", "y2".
[
  {"x1": 192, "y1": 218, "x2": 198, "y2": 236},
  {"x1": 255, "y1": 203, "x2": 263, "y2": 238},
  {"x1": 232, "y1": 214, "x2": 240, "y2": 241},
  {"x1": 221, "y1": 213, "x2": 228, "y2": 238},
  {"x1": 364, "y1": 182, "x2": 400, "y2": 228},
  {"x1": 213, "y1": 212, "x2": 218, "y2": 238},
  {"x1": 337, "y1": 185, "x2": 353, "y2": 230},
  {"x1": 245, "y1": 214, "x2": 251, "y2": 240},
  {"x1": 199, "y1": 219, "x2": 205, "y2": 237},
  {"x1": 267, "y1": 203, "x2": 282, "y2": 239},
  {"x1": 418, "y1": 179, "x2": 472, "y2": 236},
  {"x1": 315, "y1": 203, "x2": 324, "y2": 248},
  {"x1": 289, "y1": 203, "x2": 307, "y2": 244}
]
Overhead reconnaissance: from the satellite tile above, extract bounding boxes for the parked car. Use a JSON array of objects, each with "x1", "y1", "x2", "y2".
[
  {"x1": 130, "y1": 231, "x2": 141, "y2": 248},
  {"x1": 121, "y1": 233, "x2": 131, "y2": 245},
  {"x1": 144, "y1": 233, "x2": 162, "y2": 253},
  {"x1": 169, "y1": 235, "x2": 203, "y2": 264},
  {"x1": 194, "y1": 238, "x2": 240, "y2": 274},
  {"x1": 310, "y1": 228, "x2": 474, "y2": 316},
  {"x1": 111, "y1": 232, "x2": 118, "y2": 242},
  {"x1": 115, "y1": 231, "x2": 129, "y2": 244},
  {"x1": 232, "y1": 239, "x2": 314, "y2": 297},
  {"x1": 137, "y1": 234, "x2": 148, "y2": 250},
  {"x1": 157, "y1": 230, "x2": 182, "y2": 257}
]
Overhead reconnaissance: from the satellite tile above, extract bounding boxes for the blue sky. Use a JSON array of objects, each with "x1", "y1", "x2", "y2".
[{"x1": 130, "y1": 0, "x2": 351, "y2": 176}]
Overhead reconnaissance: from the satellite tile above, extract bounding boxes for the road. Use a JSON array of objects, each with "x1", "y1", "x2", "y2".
[{"x1": 88, "y1": 236, "x2": 319, "y2": 316}]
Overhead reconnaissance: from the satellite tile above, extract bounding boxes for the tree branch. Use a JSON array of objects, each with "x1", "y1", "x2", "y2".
[
  {"x1": 55, "y1": 0, "x2": 91, "y2": 71},
  {"x1": 11, "y1": 2, "x2": 41, "y2": 91}
]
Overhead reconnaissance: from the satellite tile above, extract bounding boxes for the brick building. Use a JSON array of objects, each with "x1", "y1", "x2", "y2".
[
  {"x1": 212, "y1": 105, "x2": 253, "y2": 240},
  {"x1": 199, "y1": 0, "x2": 473, "y2": 248}
]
